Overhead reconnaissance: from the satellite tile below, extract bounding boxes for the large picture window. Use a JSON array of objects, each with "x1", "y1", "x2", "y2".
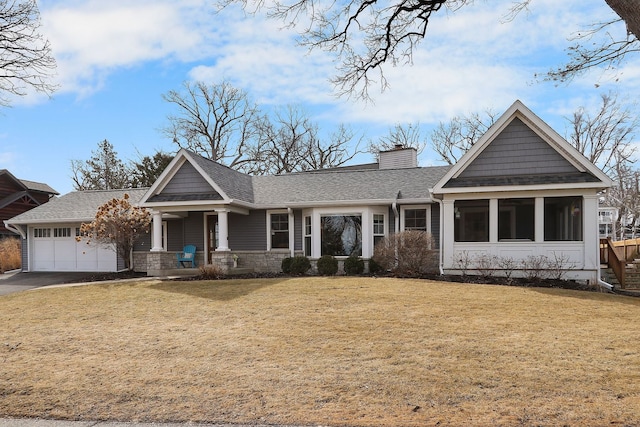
[
  {"x1": 544, "y1": 197, "x2": 583, "y2": 241},
  {"x1": 321, "y1": 215, "x2": 362, "y2": 256},
  {"x1": 498, "y1": 198, "x2": 534, "y2": 241},
  {"x1": 270, "y1": 213, "x2": 289, "y2": 249},
  {"x1": 454, "y1": 200, "x2": 489, "y2": 242}
]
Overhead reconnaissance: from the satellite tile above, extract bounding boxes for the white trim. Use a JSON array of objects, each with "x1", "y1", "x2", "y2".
[
  {"x1": 266, "y1": 209, "x2": 291, "y2": 251},
  {"x1": 400, "y1": 205, "x2": 432, "y2": 234},
  {"x1": 433, "y1": 100, "x2": 613, "y2": 194}
]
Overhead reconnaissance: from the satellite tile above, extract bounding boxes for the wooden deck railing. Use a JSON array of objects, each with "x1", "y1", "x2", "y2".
[{"x1": 600, "y1": 237, "x2": 640, "y2": 289}]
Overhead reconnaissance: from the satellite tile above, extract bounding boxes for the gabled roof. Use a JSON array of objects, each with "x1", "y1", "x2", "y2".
[
  {"x1": 140, "y1": 149, "x2": 254, "y2": 206},
  {"x1": 6, "y1": 188, "x2": 148, "y2": 224},
  {"x1": 141, "y1": 148, "x2": 450, "y2": 209},
  {"x1": 433, "y1": 100, "x2": 612, "y2": 194},
  {"x1": 0, "y1": 170, "x2": 58, "y2": 195}
]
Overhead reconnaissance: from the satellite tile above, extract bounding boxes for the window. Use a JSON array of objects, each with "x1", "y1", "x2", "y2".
[
  {"x1": 373, "y1": 214, "x2": 385, "y2": 247},
  {"x1": 304, "y1": 216, "x2": 311, "y2": 256},
  {"x1": 498, "y1": 198, "x2": 534, "y2": 241},
  {"x1": 33, "y1": 228, "x2": 50, "y2": 238},
  {"x1": 404, "y1": 209, "x2": 427, "y2": 231},
  {"x1": 544, "y1": 197, "x2": 583, "y2": 241},
  {"x1": 54, "y1": 227, "x2": 71, "y2": 238},
  {"x1": 270, "y1": 213, "x2": 289, "y2": 249},
  {"x1": 454, "y1": 200, "x2": 489, "y2": 242},
  {"x1": 321, "y1": 215, "x2": 362, "y2": 256}
]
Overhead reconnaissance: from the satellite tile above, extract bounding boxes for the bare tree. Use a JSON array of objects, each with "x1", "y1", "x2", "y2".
[
  {"x1": 369, "y1": 123, "x2": 428, "y2": 159},
  {"x1": 224, "y1": 0, "x2": 640, "y2": 96},
  {"x1": 566, "y1": 92, "x2": 637, "y2": 177},
  {"x1": 430, "y1": 110, "x2": 497, "y2": 165},
  {"x1": 71, "y1": 139, "x2": 131, "y2": 190},
  {"x1": 0, "y1": 0, "x2": 57, "y2": 106},
  {"x1": 247, "y1": 105, "x2": 360, "y2": 174},
  {"x1": 162, "y1": 81, "x2": 261, "y2": 169}
]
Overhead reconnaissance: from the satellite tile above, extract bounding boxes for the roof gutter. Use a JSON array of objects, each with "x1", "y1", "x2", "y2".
[{"x1": 4, "y1": 220, "x2": 26, "y2": 239}]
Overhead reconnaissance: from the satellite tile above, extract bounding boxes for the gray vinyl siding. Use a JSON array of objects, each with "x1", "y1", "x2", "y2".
[
  {"x1": 117, "y1": 254, "x2": 126, "y2": 271},
  {"x1": 163, "y1": 213, "x2": 204, "y2": 252},
  {"x1": 183, "y1": 212, "x2": 204, "y2": 251},
  {"x1": 167, "y1": 220, "x2": 185, "y2": 252},
  {"x1": 21, "y1": 232, "x2": 27, "y2": 271},
  {"x1": 431, "y1": 203, "x2": 440, "y2": 249},
  {"x1": 459, "y1": 118, "x2": 578, "y2": 178},
  {"x1": 229, "y1": 210, "x2": 267, "y2": 251},
  {"x1": 161, "y1": 161, "x2": 220, "y2": 196}
]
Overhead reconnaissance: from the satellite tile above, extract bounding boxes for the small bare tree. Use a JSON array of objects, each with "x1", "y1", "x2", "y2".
[
  {"x1": 77, "y1": 194, "x2": 151, "y2": 270},
  {"x1": 430, "y1": 110, "x2": 497, "y2": 165},
  {"x1": 369, "y1": 123, "x2": 428, "y2": 159},
  {"x1": 0, "y1": 0, "x2": 57, "y2": 106},
  {"x1": 567, "y1": 92, "x2": 637, "y2": 177}
]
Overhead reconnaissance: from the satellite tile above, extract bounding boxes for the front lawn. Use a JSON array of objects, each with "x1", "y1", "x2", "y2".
[{"x1": 1, "y1": 277, "x2": 639, "y2": 426}]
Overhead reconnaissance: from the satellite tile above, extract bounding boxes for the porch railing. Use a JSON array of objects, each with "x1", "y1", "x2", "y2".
[{"x1": 600, "y1": 237, "x2": 640, "y2": 289}]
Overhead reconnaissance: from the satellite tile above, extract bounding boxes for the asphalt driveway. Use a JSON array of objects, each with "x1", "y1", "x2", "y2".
[{"x1": 0, "y1": 271, "x2": 94, "y2": 296}]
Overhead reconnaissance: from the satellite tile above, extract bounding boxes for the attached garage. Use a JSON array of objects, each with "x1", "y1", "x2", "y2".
[
  {"x1": 5, "y1": 188, "x2": 148, "y2": 273},
  {"x1": 30, "y1": 225, "x2": 117, "y2": 272}
]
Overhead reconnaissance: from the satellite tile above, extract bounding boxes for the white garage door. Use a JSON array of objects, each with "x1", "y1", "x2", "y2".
[{"x1": 31, "y1": 226, "x2": 117, "y2": 272}]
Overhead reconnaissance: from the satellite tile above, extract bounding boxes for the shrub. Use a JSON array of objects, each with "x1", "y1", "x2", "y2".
[
  {"x1": 522, "y1": 255, "x2": 548, "y2": 282},
  {"x1": 368, "y1": 258, "x2": 384, "y2": 274},
  {"x1": 289, "y1": 256, "x2": 311, "y2": 276},
  {"x1": 344, "y1": 255, "x2": 364, "y2": 275},
  {"x1": 198, "y1": 264, "x2": 225, "y2": 280},
  {"x1": 373, "y1": 231, "x2": 437, "y2": 277},
  {"x1": 281, "y1": 257, "x2": 293, "y2": 274},
  {"x1": 0, "y1": 237, "x2": 21, "y2": 273},
  {"x1": 317, "y1": 255, "x2": 338, "y2": 276}
]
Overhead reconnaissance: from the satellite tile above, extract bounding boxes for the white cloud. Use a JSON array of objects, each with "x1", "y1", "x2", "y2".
[{"x1": 40, "y1": 0, "x2": 218, "y2": 96}]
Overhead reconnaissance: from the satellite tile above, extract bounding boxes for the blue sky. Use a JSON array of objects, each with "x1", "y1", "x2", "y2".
[{"x1": 0, "y1": 0, "x2": 637, "y2": 195}]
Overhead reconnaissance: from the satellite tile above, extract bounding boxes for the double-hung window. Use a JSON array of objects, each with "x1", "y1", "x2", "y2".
[
  {"x1": 373, "y1": 214, "x2": 385, "y2": 247},
  {"x1": 269, "y1": 213, "x2": 289, "y2": 249}
]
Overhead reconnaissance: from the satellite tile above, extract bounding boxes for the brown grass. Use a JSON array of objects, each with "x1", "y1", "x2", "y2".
[
  {"x1": 1, "y1": 277, "x2": 639, "y2": 426},
  {"x1": 0, "y1": 238, "x2": 20, "y2": 273}
]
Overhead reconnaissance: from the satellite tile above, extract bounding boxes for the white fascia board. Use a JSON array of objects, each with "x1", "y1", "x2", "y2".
[
  {"x1": 258, "y1": 198, "x2": 403, "y2": 209},
  {"x1": 435, "y1": 182, "x2": 610, "y2": 195},
  {"x1": 140, "y1": 149, "x2": 232, "y2": 205},
  {"x1": 433, "y1": 100, "x2": 613, "y2": 192},
  {"x1": 6, "y1": 218, "x2": 92, "y2": 225}
]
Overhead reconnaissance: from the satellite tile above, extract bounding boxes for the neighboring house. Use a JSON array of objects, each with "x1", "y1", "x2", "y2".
[
  {"x1": 598, "y1": 207, "x2": 618, "y2": 240},
  {"x1": 0, "y1": 170, "x2": 58, "y2": 237},
  {"x1": 5, "y1": 101, "x2": 613, "y2": 283}
]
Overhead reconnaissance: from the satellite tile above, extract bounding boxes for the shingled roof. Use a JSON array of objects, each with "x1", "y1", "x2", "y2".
[
  {"x1": 252, "y1": 166, "x2": 451, "y2": 206},
  {"x1": 6, "y1": 188, "x2": 148, "y2": 224}
]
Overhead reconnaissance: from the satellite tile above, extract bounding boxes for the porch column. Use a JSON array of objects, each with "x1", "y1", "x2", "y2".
[
  {"x1": 151, "y1": 211, "x2": 163, "y2": 252},
  {"x1": 216, "y1": 209, "x2": 230, "y2": 251}
]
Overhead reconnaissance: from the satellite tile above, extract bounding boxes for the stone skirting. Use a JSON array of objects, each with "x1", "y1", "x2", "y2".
[{"x1": 134, "y1": 250, "x2": 302, "y2": 275}]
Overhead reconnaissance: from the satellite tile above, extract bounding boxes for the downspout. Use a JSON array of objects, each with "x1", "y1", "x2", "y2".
[{"x1": 429, "y1": 190, "x2": 445, "y2": 276}]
